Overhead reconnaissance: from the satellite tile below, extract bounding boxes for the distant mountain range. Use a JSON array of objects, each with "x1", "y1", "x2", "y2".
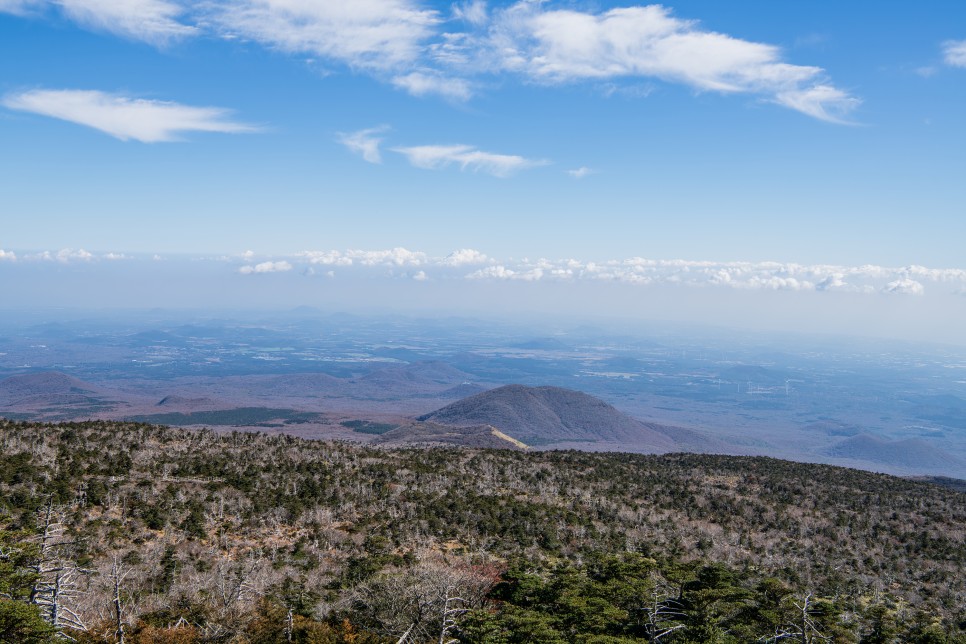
[{"x1": 2, "y1": 370, "x2": 964, "y2": 479}]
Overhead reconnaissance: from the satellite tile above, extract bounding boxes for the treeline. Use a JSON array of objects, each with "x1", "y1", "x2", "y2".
[{"x1": 0, "y1": 419, "x2": 964, "y2": 642}]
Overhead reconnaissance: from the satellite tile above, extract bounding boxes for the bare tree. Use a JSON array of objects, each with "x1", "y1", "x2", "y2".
[
  {"x1": 760, "y1": 593, "x2": 833, "y2": 644},
  {"x1": 437, "y1": 586, "x2": 467, "y2": 644},
  {"x1": 641, "y1": 574, "x2": 686, "y2": 642},
  {"x1": 110, "y1": 555, "x2": 128, "y2": 644},
  {"x1": 29, "y1": 500, "x2": 89, "y2": 638},
  {"x1": 346, "y1": 554, "x2": 494, "y2": 642}
]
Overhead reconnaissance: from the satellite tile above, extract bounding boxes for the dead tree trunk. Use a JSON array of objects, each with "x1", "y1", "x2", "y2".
[{"x1": 111, "y1": 556, "x2": 126, "y2": 644}]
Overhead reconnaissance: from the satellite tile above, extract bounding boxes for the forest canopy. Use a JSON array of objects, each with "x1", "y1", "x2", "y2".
[{"x1": 0, "y1": 419, "x2": 964, "y2": 643}]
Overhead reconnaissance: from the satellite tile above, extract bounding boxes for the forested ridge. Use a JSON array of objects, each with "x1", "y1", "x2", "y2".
[{"x1": 1, "y1": 419, "x2": 964, "y2": 643}]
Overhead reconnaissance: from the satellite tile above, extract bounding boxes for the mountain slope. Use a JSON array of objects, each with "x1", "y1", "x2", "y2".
[
  {"x1": 0, "y1": 371, "x2": 107, "y2": 408},
  {"x1": 418, "y1": 384, "x2": 681, "y2": 451},
  {"x1": 375, "y1": 421, "x2": 528, "y2": 450}
]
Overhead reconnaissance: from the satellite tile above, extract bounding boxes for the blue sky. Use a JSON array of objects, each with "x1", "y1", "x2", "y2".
[{"x1": 1, "y1": 1, "x2": 965, "y2": 341}]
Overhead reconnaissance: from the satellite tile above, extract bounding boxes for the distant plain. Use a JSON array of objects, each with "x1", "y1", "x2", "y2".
[{"x1": 1, "y1": 309, "x2": 964, "y2": 479}]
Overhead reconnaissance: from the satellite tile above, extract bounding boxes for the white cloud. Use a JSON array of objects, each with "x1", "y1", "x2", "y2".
[
  {"x1": 567, "y1": 166, "x2": 595, "y2": 179},
  {"x1": 298, "y1": 250, "x2": 354, "y2": 266},
  {"x1": 467, "y1": 265, "x2": 544, "y2": 281},
  {"x1": 346, "y1": 247, "x2": 426, "y2": 266},
  {"x1": 391, "y1": 71, "x2": 472, "y2": 100},
  {"x1": 0, "y1": 249, "x2": 17, "y2": 261},
  {"x1": 3, "y1": 1, "x2": 857, "y2": 122},
  {"x1": 478, "y1": 2, "x2": 858, "y2": 122},
  {"x1": 2, "y1": 89, "x2": 257, "y2": 142},
  {"x1": 455, "y1": 256, "x2": 964, "y2": 294},
  {"x1": 64, "y1": 248, "x2": 958, "y2": 297},
  {"x1": 238, "y1": 260, "x2": 293, "y2": 274},
  {"x1": 883, "y1": 278, "x2": 925, "y2": 296},
  {"x1": 206, "y1": 0, "x2": 439, "y2": 71},
  {"x1": 442, "y1": 248, "x2": 489, "y2": 266},
  {"x1": 24, "y1": 248, "x2": 95, "y2": 263},
  {"x1": 774, "y1": 85, "x2": 860, "y2": 124},
  {"x1": 943, "y1": 39, "x2": 966, "y2": 68},
  {"x1": 816, "y1": 274, "x2": 847, "y2": 291},
  {"x1": 102, "y1": 252, "x2": 128, "y2": 260},
  {"x1": 337, "y1": 125, "x2": 389, "y2": 163},
  {"x1": 57, "y1": 0, "x2": 195, "y2": 45},
  {"x1": 393, "y1": 144, "x2": 546, "y2": 177},
  {"x1": 452, "y1": 0, "x2": 487, "y2": 26},
  {"x1": 219, "y1": 251, "x2": 963, "y2": 300},
  {"x1": 58, "y1": 248, "x2": 93, "y2": 263}
]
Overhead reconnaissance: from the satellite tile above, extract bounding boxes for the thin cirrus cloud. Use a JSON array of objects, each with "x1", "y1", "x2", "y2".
[
  {"x1": 0, "y1": 0, "x2": 860, "y2": 121},
  {"x1": 204, "y1": 0, "x2": 439, "y2": 71},
  {"x1": 0, "y1": 0, "x2": 194, "y2": 44},
  {"x1": 0, "y1": 0, "x2": 42, "y2": 15},
  {"x1": 943, "y1": 39, "x2": 966, "y2": 67},
  {"x1": 2, "y1": 89, "x2": 257, "y2": 142},
  {"x1": 567, "y1": 167, "x2": 596, "y2": 179},
  {"x1": 338, "y1": 125, "x2": 546, "y2": 176},
  {"x1": 337, "y1": 125, "x2": 389, "y2": 164},
  {"x1": 392, "y1": 144, "x2": 547, "y2": 177},
  {"x1": 57, "y1": 0, "x2": 195, "y2": 45},
  {"x1": 390, "y1": 71, "x2": 473, "y2": 101},
  {"x1": 473, "y1": 3, "x2": 860, "y2": 123}
]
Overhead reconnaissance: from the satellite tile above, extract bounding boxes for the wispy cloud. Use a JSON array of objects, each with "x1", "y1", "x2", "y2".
[
  {"x1": 393, "y1": 144, "x2": 546, "y2": 177},
  {"x1": 2, "y1": 89, "x2": 257, "y2": 142},
  {"x1": 476, "y1": 3, "x2": 859, "y2": 122},
  {"x1": 337, "y1": 125, "x2": 389, "y2": 163},
  {"x1": 238, "y1": 260, "x2": 292, "y2": 275},
  {"x1": 0, "y1": 249, "x2": 17, "y2": 261},
  {"x1": 0, "y1": 0, "x2": 194, "y2": 44},
  {"x1": 57, "y1": 0, "x2": 195, "y2": 45},
  {"x1": 567, "y1": 167, "x2": 595, "y2": 179},
  {"x1": 391, "y1": 71, "x2": 472, "y2": 100},
  {"x1": 2, "y1": 1, "x2": 858, "y2": 122},
  {"x1": 205, "y1": 0, "x2": 439, "y2": 71},
  {"x1": 774, "y1": 85, "x2": 860, "y2": 124},
  {"x1": 452, "y1": 0, "x2": 487, "y2": 26},
  {"x1": 943, "y1": 39, "x2": 966, "y2": 68},
  {"x1": 0, "y1": 0, "x2": 43, "y2": 16}
]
